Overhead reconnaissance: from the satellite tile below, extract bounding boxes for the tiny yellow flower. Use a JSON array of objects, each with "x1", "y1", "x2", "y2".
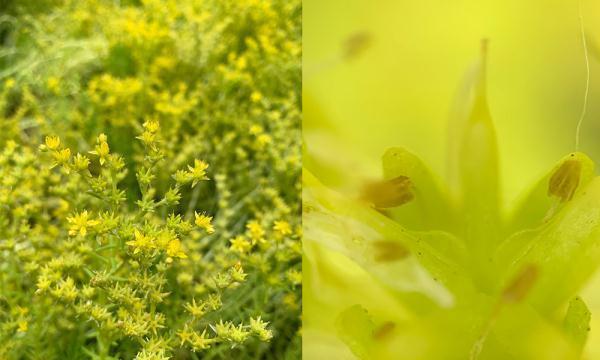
[
  {"x1": 4, "y1": 78, "x2": 15, "y2": 89},
  {"x1": 286, "y1": 269, "x2": 302, "y2": 286},
  {"x1": 177, "y1": 324, "x2": 194, "y2": 346},
  {"x1": 126, "y1": 229, "x2": 153, "y2": 254},
  {"x1": 230, "y1": 235, "x2": 252, "y2": 253},
  {"x1": 14, "y1": 306, "x2": 29, "y2": 316},
  {"x1": 273, "y1": 220, "x2": 292, "y2": 236},
  {"x1": 187, "y1": 159, "x2": 209, "y2": 187},
  {"x1": 73, "y1": 153, "x2": 90, "y2": 171},
  {"x1": 249, "y1": 316, "x2": 273, "y2": 341},
  {"x1": 45, "y1": 136, "x2": 61, "y2": 150},
  {"x1": 47, "y1": 76, "x2": 60, "y2": 93},
  {"x1": 17, "y1": 320, "x2": 28, "y2": 333},
  {"x1": 249, "y1": 124, "x2": 263, "y2": 135},
  {"x1": 166, "y1": 239, "x2": 187, "y2": 259},
  {"x1": 282, "y1": 293, "x2": 298, "y2": 310},
  {"x1": 250, "y1": 91, "x2": 262, "y2": 103},
  {"x1": 66, "y1": 210, "x2": 99, "y2": 236},
  {"x1": 246, "y1": 220, "x2": 265, "y2": 243},
  {"x1": 36, "y1": 276, "x2": 51, "y2": 293},
  {"x1": 89, "y1": 135, "x2": 110, "y2": 165},
  {"x1": 256, "y1": 134, "x2": 272, "y2": 147},
  {"x1": 136, "y1": 131, "x2": 156, "y2": 146},
  {"x1": 195, "y1": 212, "x2": 215, "y2": 234},
  {"x1": 143, "y1": 119, "x2": 160, "y2": 133},
  {"x1": 230, "y1": 262, "x2": 247, "y2": 282},
  {"x1": 184, "y1": 298, "x2": 206, "y2": 317},
  {"x1": 52, "y1": 148, "x2": 71, "y2": 166},
  {"x1": 191, "y1": 329, "x2": 215, "y2": 350}
]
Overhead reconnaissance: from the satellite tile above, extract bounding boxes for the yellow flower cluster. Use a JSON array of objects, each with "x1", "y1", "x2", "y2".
[{"x1": 0, "y1": 0, "x2": 300, "y2": 358}]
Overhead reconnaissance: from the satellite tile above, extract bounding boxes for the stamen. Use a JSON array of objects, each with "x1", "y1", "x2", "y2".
[
  {"x1": 501, "y1": 264, "x2": 538, "y2": 304},
  {"x1": 361, "y1": 176, "x2": 414, "y2": 209},
  {"x1": 372, "y1": 240, "x2": 410, "y2": 263},
  {"x1": 343, "y1": 32, "x2": 372, "y2": 60},
  {"x1": 372, "y1": 321, "x2": 396, "y2": 340},
  {"x1": 548, "y1": 158, "x2": 582, "y2": 202}
]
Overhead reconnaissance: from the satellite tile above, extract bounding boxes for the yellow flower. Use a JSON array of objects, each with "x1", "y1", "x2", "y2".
[
  {"x1": 184, "y1": 298, "x2": 206, "y2": 317},
  {"x1": 66, "y1": 210, "x2": 99, "y2": 236},
  {"x1": 17, "y1": 320, "x2": 28, "y2": 333},
  {"x1": 282, "y1": 293, "x2": 298, "y2": 310},
  {"x1": 273, "y1": 220, "x2": 292, "y2": 236},
  {"x1": 187, "y1": 159, "x2": 209, "y2": 187},
  {"x1": 286, "y1": 269, "x2": 302, "y2": 286},
  {"x1": 4, "y1": 78, "x2": 15, "y2": 89},
  {"x1": 177, "y1": 324, "x2": 194, "y2": 346},
  {"x1": 143, "y1": 119, "x2": 160, "y2": 133},
  {"x1": 126, "y1": 229, "x2": 153, "y2": 254},
  {"x1": 249, "y1": 124, "x2": 263, "y2": 135},
  {"x1": 195, "y1": 212, "x2": 215, "y2": 234},
  {"x1": 97, "y1": 142, "x2": 109, "y2": 162},
  {"x1": 89, "y1": 134, "x2": 110, "y2": 165},
  {"x1": 47, "y1": 76, "x2": 60, "y2": 94},
  {"x1": 256, "y1": 134, "x2": 272, "y2": 147},
  {"x1": 230, "y1": 262, "x2": 247, "y2": 282},
  {"x1": 230, "y1": 235, "x2": 252, "y2": 253},
  {"x1": 246, "y1": 220, "x2": 265, "y2": 243},
  {"x1": 166, "y1": 239, "x2": 187, "y2": 259},
  {"x1": 45, "y1": 135, "x2": 61, "y2": 150},
  {"x1": 52, "y1": 148, "x2": 71, "y2": 166},
  {"x1": 191, "y1": 329, "x2": 215, "y2": 351},
  {"x1": 73, "y1": 153, "x2": 90, "y2": 171},
  {"x1": 250, "y1": 91, "x2": 262, "y2": 103},
  {"x1": 249, "y1": 316, "x2": 272, "y2": 341},
  {"x1": 36, "y1": 275, "x2": 51, "y2": 293}
]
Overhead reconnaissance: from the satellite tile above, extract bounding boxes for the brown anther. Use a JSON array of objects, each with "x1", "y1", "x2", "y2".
[
  {"x1": 548, "y1": 158, "x2": 582, "y2": 202},
  {"x1": 343, "y1": 32, "x2": 372, "y2": 60},
  {"x1": 372, "y1": 240, "x2": 410, "y2": 263},
  {"x1": 501, "y1": 264, "x2": 538, "y2": 304},
  {"x1": 373, "y1": 321, "x2": 396, "y2": 340},
  {"x1": 361, "y1": 176, "x2": 414, "y2": 209}
]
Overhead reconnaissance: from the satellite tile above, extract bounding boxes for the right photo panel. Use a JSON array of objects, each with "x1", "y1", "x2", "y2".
[{"x1": 303, "y1": 1, "x2": 600, "y2": 359}]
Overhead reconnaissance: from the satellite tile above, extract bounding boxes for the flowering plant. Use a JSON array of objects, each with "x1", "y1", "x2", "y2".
[{"x1": 0, "y1": 0, "x2": 300, "y2": 358}]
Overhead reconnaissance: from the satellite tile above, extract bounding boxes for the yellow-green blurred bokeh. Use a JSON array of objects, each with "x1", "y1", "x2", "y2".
[{"x1": 305, "y1": 0, "x2": 600, "y2": 205}]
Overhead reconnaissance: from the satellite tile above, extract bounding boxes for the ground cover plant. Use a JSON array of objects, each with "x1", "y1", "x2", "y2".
[{"x1": 0, "y1": 0, "x2": 301, "y2": 358}]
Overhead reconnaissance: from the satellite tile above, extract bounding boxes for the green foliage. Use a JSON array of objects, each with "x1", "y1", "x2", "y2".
[{"x1": 0, "y1": 0, "x2": 301, "y2": 358}]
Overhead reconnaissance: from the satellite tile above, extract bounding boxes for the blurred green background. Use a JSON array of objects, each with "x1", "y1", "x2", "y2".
[
  {"x1": 304, "y1": 0, "x2": 600, "y2": 357},
  {"x1": 304, "y1": 0, "x2": 600, "y2": 205}
]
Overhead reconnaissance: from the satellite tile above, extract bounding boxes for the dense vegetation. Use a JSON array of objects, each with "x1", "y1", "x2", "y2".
[{"x1": 0, "y1": 0, "x2": 301, "y2": 358}]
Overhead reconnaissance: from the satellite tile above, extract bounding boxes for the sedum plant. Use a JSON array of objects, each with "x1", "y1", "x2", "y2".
[
  {"x1": 304, "y1": 43, "x2": 598, "y2": 359},
  {"x1": 0, "y1": 0, "x2": 300, "y2": 359}
]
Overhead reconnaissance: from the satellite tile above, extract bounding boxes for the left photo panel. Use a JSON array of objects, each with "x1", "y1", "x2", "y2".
[{"x1": 0, "y1": 1, "x2": 301, "y2": 359}]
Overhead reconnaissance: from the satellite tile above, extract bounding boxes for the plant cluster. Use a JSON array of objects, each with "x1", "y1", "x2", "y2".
[{"x1": 0, "y1": 0, "x2": 301, "y2": 359}]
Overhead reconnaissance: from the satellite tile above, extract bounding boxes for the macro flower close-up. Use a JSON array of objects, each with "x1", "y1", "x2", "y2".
[
  {"x1": 303, "y1": 1, "x2": 600, "y2": 358},
  {"x1": 305, "y1": 44, "x2": 600, "y2": 358}
]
